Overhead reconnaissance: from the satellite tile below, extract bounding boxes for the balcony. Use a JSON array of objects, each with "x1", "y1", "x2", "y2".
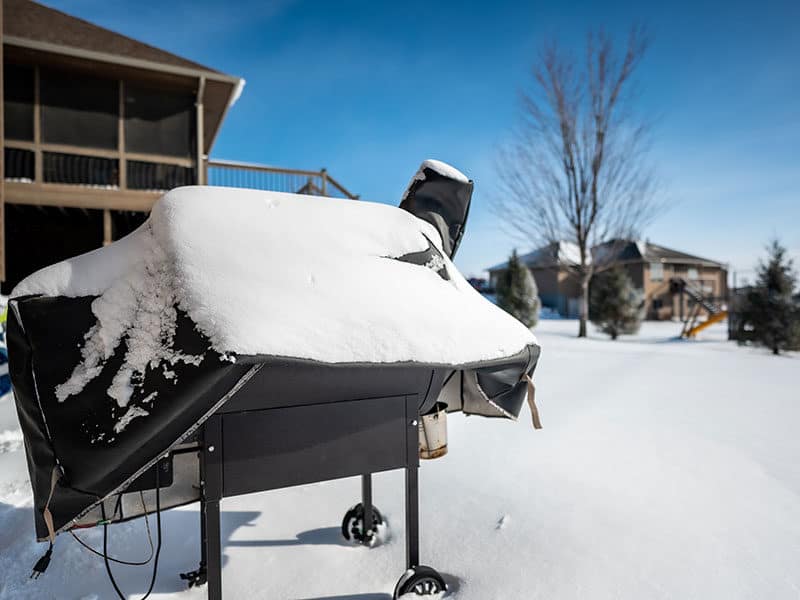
[{"x1": 3, "y1": 144, "x2": 358, "y2": 212}]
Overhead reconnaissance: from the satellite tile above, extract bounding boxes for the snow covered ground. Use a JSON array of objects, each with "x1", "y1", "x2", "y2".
[{"x1": 1, "y1": 319, "x2": 799, "y2": 599}]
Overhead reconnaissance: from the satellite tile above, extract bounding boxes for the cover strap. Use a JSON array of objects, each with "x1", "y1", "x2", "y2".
[
  {"x1": 524, "y1": 374, "x2": 542, "y2": 430},
  {"x1": 42, "y1": 465, "x2": 60, "y2": 544}
]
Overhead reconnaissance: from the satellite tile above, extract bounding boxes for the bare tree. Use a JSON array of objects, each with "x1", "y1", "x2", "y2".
[{"x1": 493, "y1": 27, "x2": 659, "y2": 337}]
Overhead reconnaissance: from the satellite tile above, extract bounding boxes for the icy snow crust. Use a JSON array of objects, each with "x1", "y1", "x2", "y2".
[{"x1": 13, "y1": 186, "x2": 536, "y2": 366}]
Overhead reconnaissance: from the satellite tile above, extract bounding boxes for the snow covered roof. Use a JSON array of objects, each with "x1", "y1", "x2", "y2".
[
  {"x1": 488, "y1": 241, "x2": 584, "y2": 272},
  {"x1": 13, "y1": 186, "x2": 536, "y2": 366},
  {"x1": 594, "y1": 240, "x2": 726, "y2": 267},
  {"x1": 489, "y1": 239, "x2": 725, "y2": 272}
]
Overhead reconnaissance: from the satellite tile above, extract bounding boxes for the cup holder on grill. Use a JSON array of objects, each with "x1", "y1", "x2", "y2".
[{"x1": 419, "y1": 402, "x2": 448, "y2": 460}]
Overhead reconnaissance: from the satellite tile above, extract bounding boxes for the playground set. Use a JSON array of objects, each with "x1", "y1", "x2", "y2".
[{"x1": 672, "y1": 277, "x2": 729, "y2": 339}]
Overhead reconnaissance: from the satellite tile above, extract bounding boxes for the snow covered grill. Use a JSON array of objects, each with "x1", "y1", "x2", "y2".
[{"x1": 8, "y1": 160, "x2": 541, "y2": 599}]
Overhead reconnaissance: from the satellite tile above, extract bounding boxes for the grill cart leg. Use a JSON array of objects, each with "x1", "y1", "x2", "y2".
[
  {"x1": 179, "y1": 494, "x2": 210, "y2": 588},
  {"x1": 405, "y1": 465, "x2": 420, "y2": 569},
  {"x1": 180, "y1": 417, "x2": 224, "y2": 599},
  {"x1": 205, "y1": 416, "x2": 224, "y2": 600},
  {"x1": 181, "y1": 430, "x2": 215, "y2": 589},
  {"x1": 393, "y1": 410, "x2": 447, "y2": 598},
  {"x1": 200, "y1": 494, "x2": 208, "y2": 582},
  {"x1": 205, "y1": 499, "x2": 222, "y2": 600},
  {"x1": 341, "y1": 473, "x2": 384, "y2": 545},
  {"x1": 362, "y1": 473, "x2": 374, "y2": 538}
]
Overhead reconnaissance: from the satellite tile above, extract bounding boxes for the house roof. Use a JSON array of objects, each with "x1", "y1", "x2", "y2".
[
  {"x1": 488, "y1": 239, "x2": 726, "y2": 272},
  {"x1": 3, "y1": 0, "x2": 243, "y2": 153},
  {"x1": 3, "y1": 0, "x2": 218, "y2": 72},
  {"x1": 488, "y1": 241, "x2": 583, "y2": 272},
  {"x1": 595, "y1": 239, "x2": 726, "y2": 268}
]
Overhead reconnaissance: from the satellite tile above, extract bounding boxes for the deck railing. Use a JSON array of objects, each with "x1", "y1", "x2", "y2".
[
  {"x1": 2, "y1": 147, "x2": 359, "y2": 207},
  {"x1": 205, "y1": 159, "x2": 359, "y2": 199}
]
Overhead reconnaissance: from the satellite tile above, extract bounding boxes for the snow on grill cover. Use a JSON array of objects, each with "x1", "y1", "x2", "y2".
[{"x1": 8, "y1": 162, "x2": 540, "y2": 540}]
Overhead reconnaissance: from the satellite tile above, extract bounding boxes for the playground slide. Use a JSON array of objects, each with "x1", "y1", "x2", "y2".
[{"x1": 686, "y1": 310, "x2": 728, "y2": 338}]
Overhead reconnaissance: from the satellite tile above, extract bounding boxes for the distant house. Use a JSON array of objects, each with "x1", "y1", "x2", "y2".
[
  {"x1": 488, "y1": 242, "x2": 585, "y2": 317},
  {"x1": 487, "y1": 240, "x2": 728, "y2": 320}
]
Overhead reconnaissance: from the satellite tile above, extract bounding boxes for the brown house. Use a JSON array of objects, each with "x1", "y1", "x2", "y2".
[
  {"x1": 488, "y1": 240, "x2": 728, "y2": 320},
  {"x1": 1, "y1": 0, "x2": 356, "y2": 293}
]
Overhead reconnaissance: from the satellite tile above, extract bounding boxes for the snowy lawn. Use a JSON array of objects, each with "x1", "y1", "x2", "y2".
[{"x1": 2, "y1": 319, "x2": 799, "y2": 599}]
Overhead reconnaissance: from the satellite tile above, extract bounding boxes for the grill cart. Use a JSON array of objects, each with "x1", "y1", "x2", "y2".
[{"x1": 9, "y1": 160, "x2": 541, "y2": 599}]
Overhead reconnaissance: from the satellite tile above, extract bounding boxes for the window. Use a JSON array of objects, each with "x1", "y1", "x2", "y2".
[
  {"x1": 4, "y1": 64, "x2": 34, "y2": 141},
  {"x1": 125, "y1": 84, "x2": 195, "y2": 157},
  {"x1": 650, "y1": 262, "x2": 664, "y2": 281},
  {"x1": 688, "y1": 268, "x2": 699, "y2": 280},
  {"x1": 40, "y1": 69, "x2": 118, "y2": 149}
]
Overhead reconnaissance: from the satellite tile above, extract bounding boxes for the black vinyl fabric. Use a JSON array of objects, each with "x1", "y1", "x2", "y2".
[
  {"x1": 9, "y1": 294, "x2": 538, "y2": 540},
  {"x1": 389, "y1": 235, "x2": 450, "y2": 281},
  {"x1": 8, "y1": 295, "x2": 251, "y2": 538},
  {"x1": 475, "y1": 354, "x2": 536, "y2": 418},
  {"x1": 400, "y1": 166, "x2": 473, "y2": 259}
]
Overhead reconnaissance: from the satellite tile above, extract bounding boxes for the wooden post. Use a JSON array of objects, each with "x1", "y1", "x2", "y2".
[
  {"x1": 103, "y1": 209, "x2": 112, "y2": 246},
  {"x1": 196, "y1": 76, "x2": 206, "y2": 185},
  {"x1": 118, "y1": 80, "x2": 126, "y2": 190},
  {"x1": 321, "y1": 168, "x2": 328, "y2": 196}
]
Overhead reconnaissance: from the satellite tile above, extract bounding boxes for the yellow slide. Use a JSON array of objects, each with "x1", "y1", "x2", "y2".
[{"x1": 686, "y1": 310, "x2": 728, "y2": 338}]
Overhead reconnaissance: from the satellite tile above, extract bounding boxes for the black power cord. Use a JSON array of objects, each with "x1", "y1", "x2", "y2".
[
  {"x1": 101, "y1": 465, "x2": 163, "y2": 600},
  {"x1": 71, "y1": 492, "x2": 155, "y2": 566}
]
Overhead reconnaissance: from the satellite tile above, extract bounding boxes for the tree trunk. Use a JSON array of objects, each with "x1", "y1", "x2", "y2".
[{"x1": 578, "y1": 273, "x2": 590, "y2": 338}]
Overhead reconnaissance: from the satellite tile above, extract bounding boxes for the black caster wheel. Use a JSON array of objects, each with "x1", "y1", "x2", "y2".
[
  {"x1": 393, "y1": 565, "x2": 447, "y2": 598},
  {"x1": 179, "y1": 565, "x2": 207, "y2": 588},
  {"x1": 341, "y1": 503, "x2": 384, "y2": 545}
]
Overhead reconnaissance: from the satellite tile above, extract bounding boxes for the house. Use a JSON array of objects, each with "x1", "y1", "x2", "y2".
[
  {"x1": 488, "y1": 242, "x2": 585, "y2": 317},
  {"x1": 487, "y1": 240, "x2": 728, "y2": 320},
  {"x1": 1, "y1": 0, "x2": 356, "y2": 293}
]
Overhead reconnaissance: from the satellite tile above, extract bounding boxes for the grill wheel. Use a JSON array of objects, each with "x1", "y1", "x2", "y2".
[
  {"x1": 341, "y1": 502, "x2": 384, "y2": 546},
  {"x1": 393, "y1": 565, "x2": 447, "y2": 598}
]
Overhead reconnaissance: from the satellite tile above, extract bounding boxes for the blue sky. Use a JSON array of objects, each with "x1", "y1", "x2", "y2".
[{"x1": 52, "y1": 0, "x2": 800, "y2": 281}]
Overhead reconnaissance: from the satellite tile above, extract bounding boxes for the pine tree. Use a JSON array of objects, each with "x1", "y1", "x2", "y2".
[
  {"x1": 589, "y1": 267, "x2": 644, "y2": 340},
  {"x1": 741, "y1": 240, "x2": 800, "y2": 355},
  {"x1": 496, "y1": 250, "x2": 541, "y2": 328}
]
